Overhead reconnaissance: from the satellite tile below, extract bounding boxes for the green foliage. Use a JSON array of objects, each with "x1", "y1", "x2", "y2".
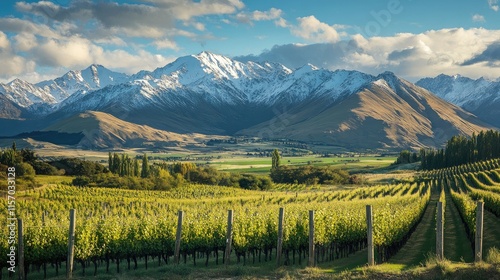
[
  {"x1": 3, "y1": 181, "x2": 430, "y2": 271},
  {"x1": 421, "y1": 130, "x2": 500, "y2": 170},
  {"x1": 486, "y1": 247, "x2": 500, "y2": 264},
  {"x1": 31, "y1": 161, "x2": 61, "y2": 175},
  {"x1": 141, "y1": 153, "x2": 149, "y2": 178},
  {"x1": 394, "y1": 150, "x2": 420, "y2": 165},
  {"x1": 16, "y1": 162, "x2": 35, "y2": 176},
  {"x1": 133, "y1": 158, "x2": 140, "y2": 177},
  {"x1": 73, "y1": 176, "x2": 91, "y2": 187},
  {"x1": 238, "y1": 174, "x2": 272, "y2": 190},
  {"x1": 0, "y1": 148, "x2": 22, "y2": 166},
  {"x1": 271, "y1": 148, "x2": 280, "y2": 170},
  {"x1": 50, "y1": 157, "x2": 107, "y2": 176},
  {"x1": 172, "y1": 162, "x2": 197, "y2": 176},
  {"x1": 424, "y1": 158, "x2": 500, "y2": 246},
  {"x1": 270, "y1": 165, "x2": 349, "y2": 185}
]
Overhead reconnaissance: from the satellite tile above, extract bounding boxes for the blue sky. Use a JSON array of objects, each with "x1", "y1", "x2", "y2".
[{"x1": 1, "y1": 0, "x2": 500, "y2": 82}]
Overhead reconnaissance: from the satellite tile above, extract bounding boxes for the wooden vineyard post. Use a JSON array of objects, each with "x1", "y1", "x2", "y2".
[
  {"x1": 276, "y1": 207, "x2": 285, "y2": 266},
  {"x1": 224, "y1": 210, "x2": 234, "y2": 266},
  {"x1": 475, "y1": 201, "x2": 484, "y2": 262},
  {"x1": 436, "y1": 201, "x2": 444, "y2": 260},
  {"x1": 18, "y1": 219, "x2": 24, "y2": 280},
  {"x1": 308, "y1": 210, "x2": 315, "y2": 267},
  {"x1": 174, "y1": 210, "x2": 184, "y2": 264},
  {"x1": 67, "y1": 209, "x2": 76, "y2": 279},
  {"x1": 366, "y1": 205, "x2": 374, "y2": 266}
]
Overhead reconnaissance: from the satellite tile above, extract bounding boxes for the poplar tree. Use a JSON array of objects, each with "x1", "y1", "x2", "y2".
[
  {"x1": 141, "y1": 154, "x2": 149, "y2": 178},
  {"x1": 271, "y1": 149, "x2": 281, "y2": 170}
]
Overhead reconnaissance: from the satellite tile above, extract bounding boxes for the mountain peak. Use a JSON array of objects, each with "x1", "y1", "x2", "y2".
[
  {"x1": 377, "y1": 71, "x2": 399, "y2": 79},
  {"x1": 294, "y1": 63, "x2": 319, "y2": 75},
  {"x1": 8, "y1": 78, "x2": 27, "y2": 85},
  {"x1": 85, "y1": 64, "x2": 106, "y2": 71}
]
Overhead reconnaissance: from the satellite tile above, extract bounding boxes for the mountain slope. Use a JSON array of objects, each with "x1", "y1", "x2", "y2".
[
  {"x1": 54, "y1": 53, "x2": 375, "y2": 134},
  {"x1": 239, "y1": 73, "x2": 493, "y2": 149},
  {"x1": 0, "y1": 79, "x2": 56, "y2": 108},
  {"x1": 0, "y1": 65, "x2": 129, "y2": 115},
  {"x1": 2, "y1": 52, "x2": 496, "y2": 150},
  {"x1": 416, "y1": 74, "x2": 500, "y2": 127},
  {"x1": 0, "y1": 94, "x2": 26, "y2": 119},
  {"x1": 43, "y1": 111, "x2": 208, "y2": 149}
]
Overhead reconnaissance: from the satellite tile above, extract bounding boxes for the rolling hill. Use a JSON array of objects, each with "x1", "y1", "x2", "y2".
[{"x1": 42, "y1": 111, "x2": 212, "y2": 149}]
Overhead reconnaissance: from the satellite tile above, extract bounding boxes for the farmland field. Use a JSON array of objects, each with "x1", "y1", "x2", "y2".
[{"x1": 1, "y1": 157, "x2": 500, "y2": 279}]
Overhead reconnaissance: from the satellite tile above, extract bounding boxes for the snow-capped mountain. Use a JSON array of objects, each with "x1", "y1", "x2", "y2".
[
  {"x1": 0, "y1": 52, "x2": 495, "y2": 149},
  {"x1": 0, "y1": 64, "x2": 129, "y2": 116},
  {"x1": 241, "y1": 71, "x2": 492, "y2": 149},
  {"x1": 416, "y1": 74, "x2": 500, "y2": 127},
  {"x1": 58, "y1": 51, "x2": 374, "y2": 113},
  {"x1": 0, "y1": 78, "x2": 56, "y2": 107},
  {"x1": 37, "y1": 64, "x2": 129, "y2": 103}
]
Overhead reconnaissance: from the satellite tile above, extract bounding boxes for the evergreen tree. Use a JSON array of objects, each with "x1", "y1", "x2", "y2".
[
  {"x1": 12, "y1": 141, "x2": 16, "y2": 152},
  {"x1": 133, "y1": 159, "x2": 140, "y2": 177},
  {"x1": 141, "y1": 154, "x2": 149, "y2": 178},
  {"x1": 271, "y1": 149, "x2": 281, "y2": 170},
  {"x1": 419, "y1": 129, "x2": 500, "y2": 170},
  {"x1": 108, "y1": 152, "x2": 113, "y2": 171},
  {"x1": 112, "y1": 153, "x2": 120, "y2": 174},
  {"x1": 120, "y1": 154, "x2": 126, "y2": 176}
]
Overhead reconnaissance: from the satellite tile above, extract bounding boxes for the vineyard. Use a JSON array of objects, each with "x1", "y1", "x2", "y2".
[
  {"x1": 1, "y1": 158, "x2": 500, "y2": 279},
  {"x1": 1, "y1": 179, "x2": 432, "y2": 278},
  {"x1": 422, "y1": 158, "x2": 500, "y2": 259}
]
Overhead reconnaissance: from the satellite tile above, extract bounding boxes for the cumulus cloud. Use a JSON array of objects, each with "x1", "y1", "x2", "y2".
[
  {"x1": 462, "y1": 42, "x2": 500, "y2": 66},
  {"x1": 236, "y1": 7, "x2": 286, "y2": 27},
  {"x1": 0, "y1": 18, "x2": 61, "y2": 39},
  {"x1": 0, "y1": 0, "x2": 246, "y2": 81},
  {"x1": 0, "y1": 31, "x2": 35, "y2": 77},
  {"x1": 489, "y1": 0, "x2": 499, "y2": 11},
  {"x1": 291, "y1": 16, "x2": 340, "y2": 43},
  {"x1": 275, "y1": 18, "x2": 289, "y2": 28},
  {"x1": 0, "y1": 31, "x2": 9, "y2": 49},
  {"x1": 236, "y1": 28, "x2": 500, "y2": 80},
  {"x1": 13, "y1": 33, "x2": 37, "y2": 51},
  {"x1": 27, "y1": 36, "x2": 173, "y2": 74},
  {"x1": 16, "y1": 0, "x2": 243, "y2": 37},
  {"x1": 237, "y1": 8, "x2": 282, "y2": 21},
  {"x1": 153, "y1": 38, "x2": 179, "y2": 50},
  {"x1": 472, "y1": 14, "x2": 485, "y2": 22}
]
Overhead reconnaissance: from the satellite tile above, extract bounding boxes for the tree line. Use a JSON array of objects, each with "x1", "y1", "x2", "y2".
[
  {"x1": 415, "y1": 130, "x2": 500, "y2": 170},
  {"x1": 75, "y1": 152, "x2": 271, "y2": 190},
  {"x1": 269, "y1": 149, "x2": 351, "y2": 185}
]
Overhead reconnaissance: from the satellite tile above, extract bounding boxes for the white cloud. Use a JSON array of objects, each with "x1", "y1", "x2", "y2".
[
  {"x1": 489, "y1": 0, "x2": 499, "y2": 11},
  {"x1": 153, "y1": 38, "x2": 179, "y2": 50},
  {"x1": 250, "y1": 8, "x2": 282, "y2": 21},
  {"x1": 13, "y1": 33, "x2": 37, "y2": 51},
  {"x1": 0, "y1": 31, "x2": 35, "y2": 77},
  {"x1": 236, "y1": 28, "x2": 500, "y2": 80},
  {"x1": 0, "y1": 31, "x2": 9, "y2": 49},
  {"x1": 291, "y1": 16, "x2": 340, "y2": 43},
  {"x1": 472, "y1": 14, "x2": 485, "y2": 22},
  {"x1": 274, "y1": 18, "x2": 289, "y2": 28},
  {"x1": 168, "y1": 0, "x2": 245, "y2": 21},
  {"x1": 97, "y1": 49, "x2": 174, "y2": 75},
  {"x1": 11, "y1": 36, "x2": 173, "y2": 77},
  {"x1": 1, "y1": 1, "x2": 248, "y2": 81},
  {"x1": 0, "y1": 18, "x2": 61, "y2": 39},
  {"x1": 236, "y1": 8, "x2": 284, "y2": 25}
]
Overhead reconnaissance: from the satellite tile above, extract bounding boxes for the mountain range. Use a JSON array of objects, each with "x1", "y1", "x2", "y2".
[
  {"x1": 416, "y1": 74, "x2": 500, "y2": 128},
  {"x1": 0, "y1": 52, "x2": 497, "y2": 150}
]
